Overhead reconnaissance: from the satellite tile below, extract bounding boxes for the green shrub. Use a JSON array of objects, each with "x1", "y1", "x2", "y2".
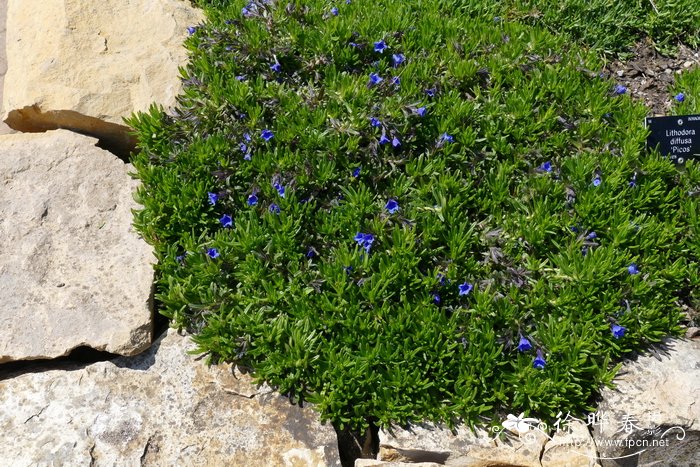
[{"x1": 128, "y1": 0, "x2": 699, "y2": 431}]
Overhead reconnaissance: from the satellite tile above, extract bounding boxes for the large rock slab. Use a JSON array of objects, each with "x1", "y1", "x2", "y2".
[
  {"x1": 0, "y1": 130, "x2": 154, "y2": 362},
  {"x1": 378, "y1": 422, "x2": 548, "y2": 466},
  {"x1": 0, "y1": 330, "x2": 341, "y2": 466},
  {"x1": 593, "y1": 338, "x2": 700, "y2": 466},
  {"x1": 2, "y1": 0, "x2": 203, "y2": 155}
]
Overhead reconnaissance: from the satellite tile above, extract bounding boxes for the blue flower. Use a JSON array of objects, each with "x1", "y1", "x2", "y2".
[
  {"x1": 614, "y1": 84, "x2": 627, "y2": 95},
  {"x1": 176, "y1": 254, "x2": 185, "y2": 264},
  {"x1": 675, "y1": 92, "x2": 685, "y2": 102},
  {"x1": 392, "y1": 53, "x2": 405, "y2": 67},
  {"x1": 236, "y1": 75, "x2": 247, "y2": 81},
  {"x1": 539, "y1": 161, "x2": 552, "y2": 172},
  {"x1": 207, "y1": 248, "x2": 220, "y2": 259},
  {"x1": 374, "y1": 40, "x2": 387, "y2": 53},
  {"x1": 533, "y1": 349, "x2": 546, "y2": 369},
  {"x1": 392, "y1": 136, "x2": 401, "y2": 148},
  {"x1": 629, "y1": 179, "x2": 637, "y2": 188},
  {"x1": 354, "y1": 232, "x2": 375, "y2": 253},
  {"x1": 425, "y1": 88, "x2": 436, "y2": 97},
  {"x1": 611, "y1": 324, "x2": 626, "y2": 339},
  {"x1": 385, "y1": 199, "x2": 399, "y2": 214},
  {"x1": 261, "y1": 129, "x2": 274, "y2": 141},
  {"x1": 273, "y1": 182, "x2": 285, "y2": 197},
  {"x1": 244, "y1": 132, "x2": 252, "y2": 141},
  {"x1": 437, "y1": 273, "x2": 447, "y2": 286},
  {"x1": 586, "y1": 231, "x2": 597, "y2": 240},
  {"x1": 369, "y1": 72, "x2": 383, "y2": 85},
  {"x1": 270, "y1": 62, "x2": 282, "y2": 72},
  {"x1": 306, "y1": 247, "x2": 317, "y2": 258},
  {"x1": 220, "y1": 214, "x2": 233, "y2": 228},
  {"x1": 352, "y1": 167, "x2": 361, "y2": 178},
  {"x1": 370, "y1": 117, "x2": 381, "y2": 128},
  {"x1": 247, "y1": 194, "x2": 258, "y2": 206},
  {"x1": 433, "y1": 293, "x2": 441, "y2": 304},
  {"x1": 269, "y1": 203, "x2": 281, "y2": 214},
  {"x1": 379, "y1": 134, "x2": 390, "y2": 145},
  {"x1": 239, "y1": 142, "x2": 248, "y2": 153},
  {"x1": 187, "y1": 26, "x2": 197, "y2": 35},
  {"x1": 440, "y1": 133, "x2": 454, "y2": 144},
  {"x1": 244, "y1": 153, "x2": 252, "y2": 161},
  {"x1": 417, "y1": 107, "x2": 427, "y2": 117},
  {"x1": 592, "y1": 175, "x2": 602, "y2": 187},
  {"x1": 627, "y1": 263, "x2": 639, "y2": 275},
  {"x1": 517, "y1": 335, "x2": 533, "y2": 352},
  {"x1": 569, "y1": 226, "x2": 579, "y2": 233},
  {"x1": 458, "y1": 282, "x2": 473, "y2": 296},
  {"x1": 349, "y1": 42, "x2": 359, "y2": 48},
  {"x1": 208, "y1": 192, "x2": 219, "y2": 206},
  {"x1": 330, "y1": 6, "x2": 339, "y2": 15},
  {"x1": 391, "y1": 76, "x2": 400, "y2": 86}
]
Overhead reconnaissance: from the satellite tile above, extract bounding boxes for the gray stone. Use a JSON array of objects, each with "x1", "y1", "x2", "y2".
[
  {"x1": 0, "y1": 130, "x2": 154, "y2": 362},
  {"x1": 378, "y1": 422, "x2": 548, "y2": 466},
  {"x1": 0, "y1": 330, "x2": 341, "y2": 466},
  {"x1": 592, "y1": 338, "x2": 700, "y2": 466}
]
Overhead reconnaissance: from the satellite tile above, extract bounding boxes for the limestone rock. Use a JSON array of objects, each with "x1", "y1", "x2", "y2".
[
  {"x1": 0, "y1": 130, "x2": 154, "y2": 362},
  {"x1": 0, "y1": 330, "x2": 341, "y2": 466},
  {"x1": 356, "y1": 461, "x2": 441, "y2": 467},
  {"x1": 592, "y1": 338, "x2": 700, "y2": 466},
  {"x1": 378, "y1": 422, "x2": 548, "y2": 466},
  {"x1": 3, "y1": 0, "x2": 203, "y2": 155},
  {"x1": 0, "y1": 0, "x2": 13, "y2": 135},
  {"x1": 540, "y1": 420, "x2": 599, "y2": 467}
]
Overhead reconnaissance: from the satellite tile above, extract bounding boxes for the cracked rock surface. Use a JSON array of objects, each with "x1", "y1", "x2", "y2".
[{"x1": 0, "y1": 329, "x2": 341, "y2": 466}]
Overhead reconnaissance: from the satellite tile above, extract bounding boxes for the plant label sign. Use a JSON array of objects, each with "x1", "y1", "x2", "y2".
[{"x1": 645, "y1": 115, "x2": 700, "y2": 164}]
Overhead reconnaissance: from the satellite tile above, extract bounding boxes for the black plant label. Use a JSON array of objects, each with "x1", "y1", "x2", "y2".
[{"x1": 646, "y1": 115, "x2": 700, "y2": 164}]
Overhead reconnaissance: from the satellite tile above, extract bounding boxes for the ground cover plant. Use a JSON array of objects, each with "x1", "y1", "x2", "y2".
[{"x1": 127, "y1": 0, "x2": 700, "y2": 433}]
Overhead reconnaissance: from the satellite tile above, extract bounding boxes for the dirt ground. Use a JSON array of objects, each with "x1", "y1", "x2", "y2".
[{"x1": 604, "y1": 41, "x2": 700, "y2": 116}]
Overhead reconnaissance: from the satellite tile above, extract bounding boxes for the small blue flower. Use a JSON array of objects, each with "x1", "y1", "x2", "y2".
[
  {"x1": 425, "y1": 88, "x2": 436, "y2": 97},
  {"x1": 627, "y1": 263, "x2": 640, "y2": 275},
  {"x1": 270, "y1": 62, "x2": 282, "y2": 72},
  {"x1": 207, "y1": 248, "x2": 220, "y2": 259},
  {"x1": 629, "y1": 179, "x2": 637, "y2": 188},
  {"x1": 586, "y1": 231, "x2": 597, "y2": 240},
  {"x1": 269, "y1": 203, "x2": 281, "y2": 214},
  {"x1": 569, "y1": 226, "x2": 579, "y2": 233},
  {"x1": 369, "y1": 72, "x2": 383, "y2": 85},
  {"x1": 392, "y1": 53, "x2": 405, "y2": 67},
  {"x1": 349, "y1": 42, "x2": 359, "y2": 48},
  {"x1": 611, "y1": 324, "x2": 626, "y2": 339},
  {"x1": 417, "y1": 107, "x2": 427, "y2": 117},
  {"x1": 208, "y1": 192, "x2": 219, "y2": 206},
  {"x1": 392, "y1": 136, "x2": 401, "y2": 148},
  {"x1": 247, "y1": 194, "x2": 258, "y2": 206},
  {"x1": 458, "y1": 282, "x2": 473, "y2": 296},
  {"x1": 675, "y1": 92, "x2": 685, "y2": 103},
  {"x1": 385, "y1": 199, "x2": 399, "y2": 214},
  {"x1": 440, "y1": 133, "x2": 454, "y2": 144},
  {"x1": 352, "y1": 167, "x2": 361, "y2": 178},
  {"x1": 244, "y1": 132, "x2": 252, "y2": 142},
  {"x1": 346, "y1": 0, "x2": 351, "y2": 3},
  {"x1": 220, "y1": 214, "x2": 233, "y2": 228},
  {"x1": 533, "y1": 349, "x2": 546, "y2": 369},
  {"x1": 592, "y1": 175, "x2": 602, "y2": 187},
  {"x1": 244, "y1": 153, "x2": 252, "y2": 161},
  {"x1": 379, "y1": 134, "x2": 391, "y2": 145},
  {"x1": 176, "y1": 254, "x2": 185, "y2": 264},
  {"x1": 261, "y1": 129, "x2": 274, "y2": 141},
  {"x1": 354, "y1": 232, "x2": 375, "y2": 253},
  {"x1": 433, "y1": 293, "x2": 441, "y2": 304},
  {"x1": 187, "y1": 26, "x2": 197, "y2": 36},
  {"x1": 614, "y1": 84, "x2": 627, "y2": 95},
  {"x1": 236, "y1": 75, "x2": 247, "y2": 81},
  {"x1": 437, "y1": 273, "x2": 447, "y2": 286},
  {"x1": 370, "y1": 117, "x2": 381, "y2": 128},
  {"x1": 391, "y1": 76, "x2": 400, "y2": 86},
  {"x1": 239, "y1": 142, "x2": 248, "y2": 153},
  {"x1": 330, "y1": 6, "x2": 339, "y2": 15},
  {"x1": 306, "y1": 247, "x2": 317, "y2": 258},
  {"x1": 374, "y1": 40, "x2": 387, "y2": 53},
  {"x1": 273, "y1": 182, "x2": 285, "y2": 197},
  {"x1": 517, "y1": 335, "x2": 533, "y2": 352},
  {"x1": 539, "y1": 161, "x2": 552, "y2": 172}
]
